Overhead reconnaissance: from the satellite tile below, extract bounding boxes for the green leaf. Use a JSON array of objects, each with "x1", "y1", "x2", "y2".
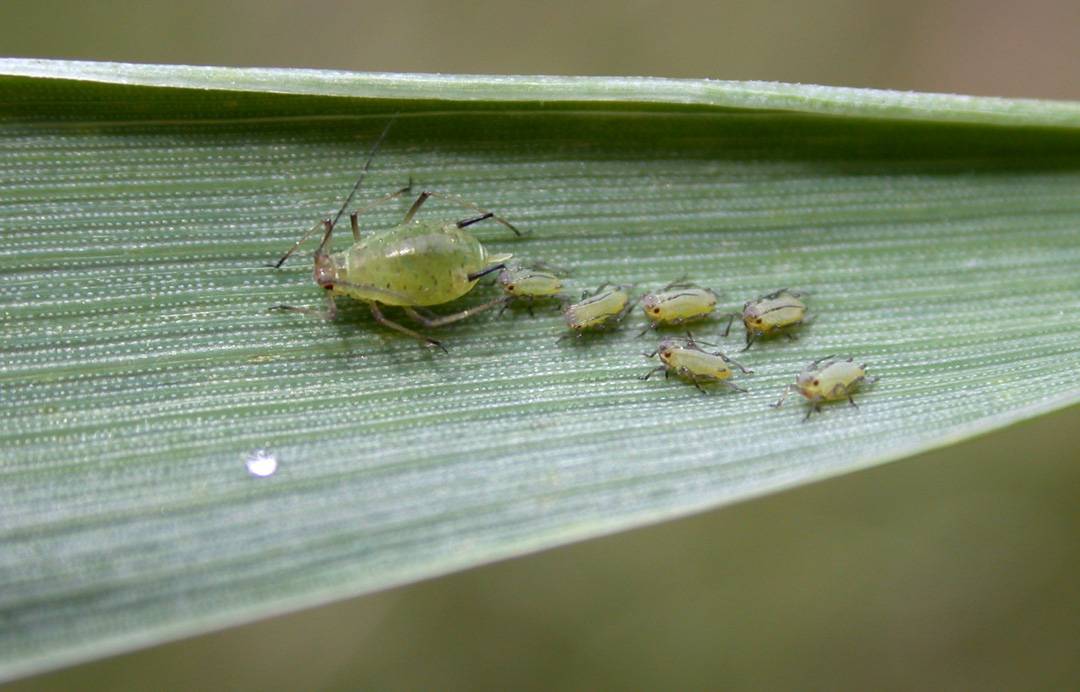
[{"x1": 3, "y1": 59, "x2": 1080, "y2": 681}]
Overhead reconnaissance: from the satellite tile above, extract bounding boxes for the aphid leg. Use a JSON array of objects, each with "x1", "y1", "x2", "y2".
[
  {"x1": 369, "y1": 302, "x2": 447, "y2": 353},
  {"x1": 402, "y1": 296, "x2": 509, "y2": 328},
  {"x1": 643, "y1": 348, "x2": 659, "y2": 358},
  {"x1": 640, "y1": 365, "x2": 666, "y2": 381},
  {"x1": 825, "y1": 383, "x2": 856, "y2": 408},
  {"x1": 689, "y1": 374, "x2": 708, "y2": 394},
  {"x1": 723, "y1": 354, "x2": 753, "y2": 374},
  {"x1": 723, "y1": 380, "x2": 748, "y2": 394},
  {"x1": 784, "y1": 330, "x2": 799, "y2": 341},
  {"x1": 403, "y1": 190, "x2": 522, "y2": 236},
  {"x1": 740, "y1": 331, "x2": 758, "y2": 352},
  {"x1": 349, "y1": 213, "x2": 360, "y2": 242},
  {"x1": 269, "y1": 292, "x2": 338, "y2": 320},
  {"x1": 721, "y1": 312, "x2": 738, "y2": 338},
  {"x1": 637, "y1": 322, "x2": 656, "y2": 337},
  {"x1": 527, "y1": 296, "x2": 535, "y2": 318},
  {"x1": 348, "y1": 184, "x2": 414, "y2": 241},
  {"x1": 803, "y1": 405, "x2": 817, "y2": 422},
  {"x1": 685, "y1": 331, "x2": 722, "y2": 350}
]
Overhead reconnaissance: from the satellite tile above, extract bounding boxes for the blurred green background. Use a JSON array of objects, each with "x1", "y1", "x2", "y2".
[{"x1": 4, "y1": 1, "x2": 1080, "y2": 689}]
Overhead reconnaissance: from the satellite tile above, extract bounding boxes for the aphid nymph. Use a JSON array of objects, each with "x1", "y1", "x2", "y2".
[
  {"x1": 639, "y1": 279, "x2": 719, "y2": 335},
  {"x1": 641, "y1": 332, "x2": 752, "y2": 393},
  {"x1": 772, "y1": 356, "x2": 876, "y2": 420},
  {"x1": 562, "y1": 283, "x2": 634, "y2": 335},
  {"x1": 497, "y1": 262, "x2": 564, "y2": 316},
  {"x1": 269, "y1": 120, "x2": 521, "y2": 352},
  {"x1": 723, "y1": 288, "x2": 807, "y2": 350}
]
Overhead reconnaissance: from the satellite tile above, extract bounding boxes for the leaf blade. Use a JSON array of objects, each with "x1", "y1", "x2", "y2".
[{"x1": 3, "y1": 60, "x2": 1080, "y2": 680}]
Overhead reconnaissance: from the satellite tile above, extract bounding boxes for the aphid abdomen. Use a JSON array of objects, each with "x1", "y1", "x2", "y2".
[
  {"x1": 644, "y1": 288, "x2": 717, "y2": 325},
  {"x1": 669, "y1": 349, "x2": 732, "y2": 381},
  {"x1": 564, "y1": 287, "x2": 631, "y2": 330},
  {"x1": 749, "y1": 295, "x2": 806, "y2": 333},
  {"x1": 812, "y1": 360, "x2": 866, "y2": 400},
  {"x1": 513, "y1": 273, "x2": 562, "y2": 297},
  {"x1": 345, "y1": 222, "x2": 488, "y2": 306}
]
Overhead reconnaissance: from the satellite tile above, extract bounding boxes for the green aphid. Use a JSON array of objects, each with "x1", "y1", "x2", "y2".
[
  {"x1": 269, "y1": 120, "x2": 521, "y2": 352},
  {"x1": 641, "y1": 333, "x2": 752, "y2": 393},
  {"x1": 497, "y1": 262, "x2": 565, "y2": 316},
  {"x1": 723, "y1": 288, "x2": 808, "y2": 351},
  {"x1": 562, "y1": 283, "x2": 634, "y2": 335},
  {"x1": 772, "y1": 355, "x2": 877, "y2": 421},
  {"x1": 639, "y1": 279, "x2": 719, "y2": 335}
]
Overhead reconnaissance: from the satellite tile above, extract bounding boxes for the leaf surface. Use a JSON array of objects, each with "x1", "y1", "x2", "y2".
[{"x1": 3, "y1": 59, "x2": 1080, "y2": 680}]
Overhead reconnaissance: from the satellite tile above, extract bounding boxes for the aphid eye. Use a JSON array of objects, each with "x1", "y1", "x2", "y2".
[
  {"x1": 652, "y1": 308, "x2": 661, "y2": 314},
  {"x1": 812, "y1": 379, "x2": 819, "y2": 386},
  {"x1": 507, "y1": 285, "x2": 516, "y2": 292}
]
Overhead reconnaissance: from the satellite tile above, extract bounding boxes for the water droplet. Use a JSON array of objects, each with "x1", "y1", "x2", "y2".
[{"x1": 245, "y1": 449, "x2": 278, "y2": 477}]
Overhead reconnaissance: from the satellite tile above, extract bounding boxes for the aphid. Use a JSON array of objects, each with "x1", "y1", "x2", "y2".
[
  {"x1": 269, "y1": 120, "x2": 521, "y2": 352},
  {"x1": 723, "y1": 288, "x2": 807, "y2": 350},
  {"x1": 497, "y1": 262, "x2": 564, "y2": 316},
  {"x1": 641, "y1": 333, "x2": 752, "y2": 393},
  {"x1": 639, "y1": 279, "x2": 719, "y2": 334},
  {"x1": 562, "y1": 283, "x2": 634, "y2": 334},
  {"x1": 772, "y1": 356, "x2": 876, "y2": 420}
]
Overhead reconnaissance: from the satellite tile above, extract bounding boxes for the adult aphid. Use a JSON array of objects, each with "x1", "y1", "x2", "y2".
[
  {"x1": 497, "y1": 262, "x2": 565, "y2": 316},
  {"x1": 722, "y1": 288, "x2": 807, "y2": 350},
  {"x1": 641, "y1": 333, "x2": 752, "y2": 393},
  {"x1": 639, "y1": 279, "x2": 719, "y2": 335},
  {"x1": 772, "y1": 356, "x2": 876, "y2": 420},
  {"x1": 269, "y1": 120, "x2": 521, "y2": 352},
  {"x1": 562, "y1": 283, "x2": 634, "y2": 335}
]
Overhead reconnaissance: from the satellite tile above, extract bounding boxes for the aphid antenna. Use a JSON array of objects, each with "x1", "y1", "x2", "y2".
[
  {"x1": 722, "y1": 354, "x2": 753, "y2": 374},
  {"x1": 527, "y1": 259, "x2": 571, "y2": 275},
  {"x1": 659, "y1": 275, "x2": 692, "y2": 291},
  {"x1": 684, "y1": 331, "x2": 721, "y2": 349},
  {"x1": 329, "y1": 116, "x2": 397, "y2": 231},
  {"x1": 270, "y1": 116, "x2": 396, "y2": 269},
  {"x1": 771, "y1": 384, "x2": 800, "y2": 409},
  {"x1": 314, "y1": 219, "x2": 335, "y2": 256}
]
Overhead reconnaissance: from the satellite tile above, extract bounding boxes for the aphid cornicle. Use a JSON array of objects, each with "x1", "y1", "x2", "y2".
[
  {"x1": 641, "y1": 333, "x2": 752, "y2": 393},
  {"x1": 562, "y1": 283, "x2": 633, "y2": 334},
  {"x1": 772, "y1": 356, "x2": 876, "y2": 421},
  {"x1": 269, "y1": 120, "x2": 521, "y2": 352},
  {"x1": 497, "y1": 262, "x2": 564, "y2": 316},
  {"x1": 723, "y1": 288, "x2": 808, "y2": 350},
  {"x1": 639, "y1": 279, "x2": 719, "y2": 335}
]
